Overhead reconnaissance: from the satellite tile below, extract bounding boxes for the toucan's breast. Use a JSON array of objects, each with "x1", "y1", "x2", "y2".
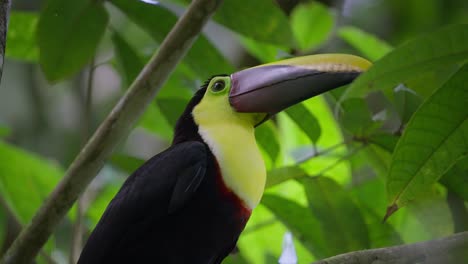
[{"x1": 106, "y1": 150, "x2": 251, "y2": 264}]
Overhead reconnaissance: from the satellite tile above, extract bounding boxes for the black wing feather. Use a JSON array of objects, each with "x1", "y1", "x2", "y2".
[{"x1": 78, "y1": 141, "x2": 207, "y2": 263}]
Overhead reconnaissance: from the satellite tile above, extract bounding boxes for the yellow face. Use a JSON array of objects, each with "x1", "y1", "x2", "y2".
[
  {"x1": 193, "y1": 76, "x2": 266, "y2": 128},
  {"x1": 192, "y1": 76, "x2": 267, "y2": 209}
]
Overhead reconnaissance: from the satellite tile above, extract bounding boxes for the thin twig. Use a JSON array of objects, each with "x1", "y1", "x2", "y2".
[
  {"x1": 0, "y1": 197, "x2": 56, "y2": 264},
  {"x1": 315, "y1": 143, "x2": 366, "y2": 176},
  {"x1": 311, "y1": 231, "x2": 468, "y2": 264},
  {"x1": 296, "y1": 139, "x2": 353, "y2": 164},
  {"x1": 70, "y1": 57, "x2": 96, "y2": 264},
  {"x1": 2, "y1": 0, "x2": 223, "y2": 263}
]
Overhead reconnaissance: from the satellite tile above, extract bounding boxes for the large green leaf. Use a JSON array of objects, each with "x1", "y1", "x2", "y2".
[
  {"x1": 386, "y1": 64, "x2": 468, "y2": 215},
  {"x1": 156, "y1": 98, "x2": 189, "y2": 128},
  {"x1": 342, "y1": 24, "x2": 468, "y2": 100},
  {"x1": 0, "y1": 124, "x2": 10, "y2": 138},
  {"x1": 111, "y1": 31, "x2": 145, "y2": 87},
  {"x1": 338, "y1": 26, "x2": 393, "y2": 61},
  {"x1": 302, "y1": 176, "x2": 370, "y2": 252},
  {"x1": 284, "y1": 103, "x2": 321, "y2": 143},
  {"x1": 0, "y1": 141, "x2": 63, "y2": 223},
  {"x1": 110, "y1": 0, "x2": 233, "y2": 78},
  {"x1": 37, "y1": 0, "x2": 108, "y2": 81},
  {"x1": 215, "y1": 0, "x2": 293, "y2": 46},
  {"x1": 5, "y1": 12, "x2": 38, "y2": 62},
  {"x1": 340, "y1": 98, "x2": 381, "y2": 137},
  {"x1": 261, "y1": 194, "x2": 330, "y2": 259},
  {"x1": 255, "y1": 121, "x2": 280, "y2": 165},
  {"x1": 290, "y1": 1, "x2": 334, "y2": 51},
  {"x1": 239, "y1": 36, "x2": 286, "y2": 64},
  {"x1": 440, "y1": 156, "x2": 468, "y2": 201},
  {"x1": 266, "y1": 166, "x2": 306, "y2": 188},
  {"x1": 393, "y1": 85, "x2": 423, "y2": 124}
]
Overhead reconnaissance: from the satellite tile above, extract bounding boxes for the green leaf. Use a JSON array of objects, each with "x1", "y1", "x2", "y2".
[
  {"x1": 368, "y1": 133, "x2": 399, "y2": 153},
  {"x1": 110, "y1": 0, "x2": 233, "y2": 78},
  {"x1": 156, "y1": 98, "x2": 189, "y2": 128},
  {"x1": 5, "y1": 12, "x2": 38, "y2": 62},
  {"x1": 284, "y1": 103, "x2": 321, "y2": 143},
  {"x1": 342, "y1": 24, "x2": 468, "y2": 100},
  {"x1": 239, "y1": 36, "x2": 286, "y2": 63},
  {"x1": 394, "y1": 85, "x2": 423, "y2": 124},
  {"x1": 261, "y1": 194, "x2": 330, "y2": 259},
  {"x1": 0, "y1": 141, "x2": 63, "y2": 223},
  {"x1": 255, "y1": 121, "x2": 280, "y2": 165},
  {"x1": 111, "y1": 31, "x2": 145, "y2": 87},
  {"x1": 302, "y1": 176, "x2": 370, "y2": 252},
  {"x1": 290, "y1": 1, "x2": 334, "y2": 51},
  {"x1": 387, "y1": 64, "x2": 468, "y2": 214},
  {"x1": 0, "y1": 124, "x2": 10, "y2": 138},
  {"x1": 37, "y1": 0, "x2": 109, "y2": 81},
  {"x1": 110, "y1": 154, "x2": 145, "y2": 174},
  {"x1": 266, "y1": 166, "x2": 306, "y2": 188},
  {"x1": 139, "y1": 103, "x2": 174, "y2": 140},
  {"x1": 338, "y1": 26, "x2": 393, "y2": 61},
  {"x1": 340, "y1": 98, "x2": 381, "y2": 137},
  {"x1": 86, "y1": 184, "x2": 120, "y2": 228},
  {"x1": 440, "y1": 156, "x2": 468, "y2": 201},
  {"x1": 215, "y1": 0, "x2": 293, "y2": 46}
]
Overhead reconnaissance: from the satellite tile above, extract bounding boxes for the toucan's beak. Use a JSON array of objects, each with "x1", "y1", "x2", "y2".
[{"x1": 229, "y1": 54, "x2": 371, "y2": 116}]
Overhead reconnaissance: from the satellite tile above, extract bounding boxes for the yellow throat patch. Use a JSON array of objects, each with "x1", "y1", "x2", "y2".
[{"x1": 192, "y1": 76, "x2": 266, "y2": 209}]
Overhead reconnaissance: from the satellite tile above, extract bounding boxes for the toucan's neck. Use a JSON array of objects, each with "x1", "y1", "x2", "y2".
[{"x1": 191, "y1": 91, "x2": 266, "y2": 209}]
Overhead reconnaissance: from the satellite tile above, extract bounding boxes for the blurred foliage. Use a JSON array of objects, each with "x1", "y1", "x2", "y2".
[{"x1": 0, "y1": 0, "x2": 467, "y2": 263}]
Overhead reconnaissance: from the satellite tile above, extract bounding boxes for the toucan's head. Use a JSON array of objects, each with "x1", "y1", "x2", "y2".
[{"x1": 186, "y1": 54, "x2": 371, "y2": 132}]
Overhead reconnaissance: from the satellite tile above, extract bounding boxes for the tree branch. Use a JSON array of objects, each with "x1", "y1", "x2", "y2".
[
  {"x1": 2, "y1": 0, "x2": 223, "y2": 262},
  {"x1": 311, "y1": 231, "x2": 468, "y2": 264}
]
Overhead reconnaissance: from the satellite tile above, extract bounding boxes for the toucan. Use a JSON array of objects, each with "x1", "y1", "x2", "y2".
[{"x1": 78, "y1": 54, "x2": 371, "y2": 263}]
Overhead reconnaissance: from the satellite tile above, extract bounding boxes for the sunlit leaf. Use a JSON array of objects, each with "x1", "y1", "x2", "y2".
[
  {"x1": 37, "y1": 0, "x2": 108, "y2": 81},
  {"x1": 285, "y1": 103, "x2": 321, "y2": 143},
  {"x1": 110, "y1": 0, "x2": 233, "y2": 78},
  {"x1": 5, "y1": 12, "x2": 38, "y2": 62},
  {"x1": 440, "y1": 156, "x2": 468, "y2": 201},
  {"x1": 261, "y1": 194, "x2": 330, "y2": 259},
  {"x1": 393, "y1": 85, "x2": 423, "y2": 124},
  {"x1": 342, "y1": 24, "x2": 468, "y2": 101},
  {"x1": 348, "y1": 177, "x2": 403, "y2": 248},
  {"x1": 215, "y1": 0, "x2": 294, "y2": 46},
  {"x1": 111, "y1": 31, "x2": 145, "y2": 87},
  {"x1": 338, "y1": 26, "x2": 392, "y2": 61},
  {"x1": 0, "y1": 141, "x2": 63, "y2": 223},
  {"x1": 386, "y1": 64, "x2": 468, "y2": 216},
  {"x1": 255, "y1": 121, "x2": 280, "y2": 165},
  {"x1": 291, "y1": 1, "x2": 334, "y2": 51},
  {"x1": 239, "y1": 36, "x2": 286, "y2": 63},
  {"x1": 266, "y1": 166, "x2": 306, "y2": 188},
  {"x1": 302, "y1": 176, "x2": 370, "y2": 252}
]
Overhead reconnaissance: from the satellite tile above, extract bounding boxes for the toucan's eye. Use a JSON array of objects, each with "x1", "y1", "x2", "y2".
[{"x1": 211, "y1": 80, "x2": 226, "y2": 93}]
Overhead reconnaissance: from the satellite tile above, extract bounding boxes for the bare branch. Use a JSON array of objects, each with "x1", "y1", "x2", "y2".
[
  {"x1": 2, "y1": 0, "x2": 223, "y2": 263},
  {"x1": 311, "y1": 231, "x2": 468, "y2": 264}
]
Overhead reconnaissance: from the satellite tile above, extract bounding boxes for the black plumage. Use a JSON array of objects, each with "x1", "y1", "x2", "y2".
[{"x1": 78, "y1": 87, "x2": 250, "y2": 264}]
